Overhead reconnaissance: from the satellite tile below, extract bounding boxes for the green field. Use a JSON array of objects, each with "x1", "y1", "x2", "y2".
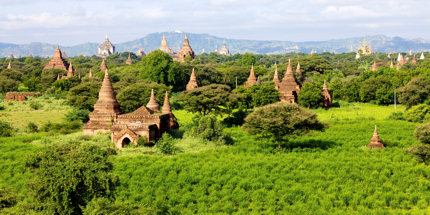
[{"x1": 1, "y1": 101, "x2": 429, "y2": 214}]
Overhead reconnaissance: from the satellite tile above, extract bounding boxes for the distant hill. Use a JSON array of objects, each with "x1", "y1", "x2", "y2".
[{"x1": 2, "y1": 32, "x2": 430, "y2": 57}]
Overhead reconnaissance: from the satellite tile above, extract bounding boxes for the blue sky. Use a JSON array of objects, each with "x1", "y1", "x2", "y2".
[{"x1": 0, "y1": 0, "x2": 429, "y2": 45}]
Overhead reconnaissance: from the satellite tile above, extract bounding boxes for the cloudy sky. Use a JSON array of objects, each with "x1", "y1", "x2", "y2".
[{"x1": 0, "y1": 0, "x2": 429, "y2": 45}]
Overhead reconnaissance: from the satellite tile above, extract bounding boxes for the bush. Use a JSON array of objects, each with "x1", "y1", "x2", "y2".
[
  {"x1": 65, "y1": 109, "x2": 90, "y2": 123},
  {"x1": 0, "y1": 121, "x2": 13, "y2": 137},
  {"x1": 83, "y1": 197, "x2": 146, "y2": 215},
  {"x1": 156, "y1": 133, "x2": 178, "y2": 155},
  {"x1": 414, "y1": 122, "x2": 430, "y2": 144},
  {"x1": 0, "y1": 188, "x2": 18, "y2": 209},
  {"x1": 26, "y1": 122, "x2": 39, "y2": 133},
  {"x1": 41, "y1": 121, "x2": 82, "y2": 134},
  {"x1": 387, "y1": 112, "x2": 405, "y2": 120},
  {"x1": 0, "y1": 105, "x2": 5, "y2": 111},
  {"x1": 405, "y1": 104, "x2": 430, "y2": 123},
  {"x1": 192, "y1": 114, "x2": 223, "y2": 141},
  {"x1": 223, "y1": 109, "x2": 248, "y2": 126},
  {"x1": 29, "y1": 101, "x2": 41, "y2": 110},
  {"x1": 406, "y1": 144, "x2": 430, "y2": 164},
  {"x1": 25, "y1": 143, "x2": 118, "y2": 214}
]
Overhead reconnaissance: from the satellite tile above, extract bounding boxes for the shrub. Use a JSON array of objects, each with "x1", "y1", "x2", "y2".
[
  {"x1": 223, "y1": 109, "x2": 248, "y2": 126},
  {"x1": 0, "y1": 121, "x2": 13, "y2": 137},
  {"x1": 406, "y1": 144, "x2": 430, "y2": 164},
  {"x1": 65, "y1": 109, "x2": 90, "y2": 123},
  {"x1": 25, "y1": 143, "x2": 118, "y2": 214},
  {"x1": 29, "y1": 101, "x2": 41, "y2": 110},
  {"x1": 0, "y1": 188, "x2": 18, "y2": 209},
  {"x1": 404, "y1": 104, "x2": 430, "y2": 123},
  {"x1": 0, "y1": 105, "x2": 5, "y2": 111},
  {"x1": 26, "y1": 122, "x2": 39, "y2": 133},
  {"x1": 192, "y1": 114, "x2": 223, "y2": 141},
  {"x1": 83, "y1": 198, "x2": 146, "y2": 215},
  {"x1": 41, "y1": 121, "x2": 82, "y2": 134},
  {"x1": 414, "y1": 122, "x2": 430, "y2": 144},
  {"x1": 387, "y1": 112, "x2": 405, "y2": 120},
  {"x1": 156, "y1": 133, "x2": 178, "y2": 155}
]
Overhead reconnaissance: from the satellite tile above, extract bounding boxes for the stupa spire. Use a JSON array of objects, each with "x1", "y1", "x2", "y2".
[
  {"x1": 245, "y1": 64, "x2": 257, "y2": 87},
  {"x1": 368, "y1": 125, "x2": 384, "y2": 149},
  {"x1": 100, "y1": 59, "x2": 107, "y2": 71},
  {"x1": 146, "y1": 89, "x2": 160, "y2": 112},
  {"x1": 162, "y1": 91, "x2": 171, "y2": 114},
  {"x1": 92, "y1": 69, "x2": 121, "y2": 114},
  {"x1": 126, "y1": 52, "x2": 132, "y2": 65},
  {"x1": 67, "y1": 62, "x2": 74, "y2": 77},
  {"x1": 296, "y1": 61, "x2": 304, "y2": 84},
  {"x1": 89, "y1": 69, "x2": 93, "y2": 78},
  {"x1": 273, "y1": 62, "x2": 280, "y2": 88},
  {"x1": 186, "y1": 68, "x2": 199, "y2": 91},
  {"x1": 282, "y1": 59, "x2": 295, "y2": 82},
  {"x1": 390, "y1": 59, "x2": 394, "y2": 68},
  {"x1": 7, "y1": 60, "x2": 11, "y2": 69},
  {"x1": 161, "y1": 33, "x2": 167, "y2": 47}
]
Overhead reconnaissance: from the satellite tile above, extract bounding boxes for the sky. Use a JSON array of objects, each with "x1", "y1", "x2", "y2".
[{"x1": 0, "y1": 0, "x2": 429, "y2": 45}]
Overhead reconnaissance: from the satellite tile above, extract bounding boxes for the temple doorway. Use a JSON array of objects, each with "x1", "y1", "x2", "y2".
[{"x1": 122, "y1": 137, "x2": 131, "y2": 148}]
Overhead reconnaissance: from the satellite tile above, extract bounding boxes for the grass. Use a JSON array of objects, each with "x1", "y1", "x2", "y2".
[
  {"x1": 0, "y1": 97, "x2": 72, "y2": 130},
  {"x1": 0, "y1": 102, "x2": 429, "y2": 213}
]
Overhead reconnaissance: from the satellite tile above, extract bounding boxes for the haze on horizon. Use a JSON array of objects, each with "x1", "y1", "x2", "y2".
[{"x1": 0, "y1": 0, "x2": 429, "y2": 46}]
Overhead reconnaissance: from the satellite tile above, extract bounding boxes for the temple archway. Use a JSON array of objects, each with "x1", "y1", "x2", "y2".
[{"x1": 121, "y1": 137, "x2": 131, "y2": 148}]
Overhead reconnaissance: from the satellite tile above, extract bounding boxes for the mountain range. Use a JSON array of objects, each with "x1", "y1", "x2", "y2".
[{"x1": 1, "y1": 32, "x2": 430, "y2": 57}]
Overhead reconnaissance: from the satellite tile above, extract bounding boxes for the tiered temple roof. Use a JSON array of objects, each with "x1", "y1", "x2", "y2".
[
  {"x1": 278, "y1": 59, "x2": 300, "y2": 103},
  {"x1": 83, "y1": 69, "x2": 121, "y2": 135},
  {"x1": 177, "y1": 33, "x2": 195, "y2": 62},
  {"x1": 186, "y1": 68, "x2": 199, "y2": 91},
  {"x1": 218, "y1": 40, "x2": 231, "y2": 56},
  {"x1": 245, "y1": 65, "x2": 257, "y2": 87},
  {"x1": 368, "y1": 125, "x2": 384, "y2": 149},
  {"x1": 44, "y1": 44, "x2": 69, "y2": 71}
]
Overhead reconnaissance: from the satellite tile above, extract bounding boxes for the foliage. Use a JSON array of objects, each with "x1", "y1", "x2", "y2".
[
  {"x1": 0, "y1": 120, "x2": 13, "y2": 137},
  {"x1": 234, "y1": 83, "x2": 280, "y2": 109},
  {"x1": 176, "y1": 84, "x2": 238, "y2": 115},
  {"x1": 116, "y1": 81, "x2": 169, "y2": 113},
  {"x1": 241, "y1": 53, "x2": 256, "y2": 66},
  {"x1": 29, "y1": 101, "x2": 41, "y2": 110},
  {"x1": 404, "y1": 104, "x2": 430, "y2": 123},
  {"x1": 67, "y1": 81, "x2": 101, "y2": 111},
  {"x1": 298, "y1": 82, "x2": 323, "y2": 108},
  {"x1": 156, "y1": 133, "x2": 179, "y2": 155},
  {"x1": 82, "y1": 198, "x2": 146, "y2": 215},
  {"x1": 26, "y1": 122, "x2": 38, "y2": 133},
  {"x1": 139, "y1": 50, "x2": 187, "y2": 91},
  {"x1": 398, "y1": 77, "x2": 430, "y2": 109},
  {"x1": 52, "y1": 77, "x2": 81, "y2": 92},
  {"x1": 405, "y1": 144, "x2": 430, "y2": 164},
  {"x1": 41, "y1": 121, "x2": 82, "y2": 134},
  {"x1": 243, "y1": 102, "x2": 325, "y2": 148},
  {"x1": 65, "y1": 109, "x2": 90, "y2": 123},
  {"x1": 191, "y1": 114, "x2": 224, "y2": 142},
  {"x1": 387, "y1": 112, "x2": 405, "y2": 121},
  {"x1": 0, "y1": 188, "x2": 18, "y2": 209},
  {"x1": 414, "y1": 122, "x2": 430, "y2": 144},
  {"x1": 25, "y1": 143, "x2": 118, "y2": 214}
]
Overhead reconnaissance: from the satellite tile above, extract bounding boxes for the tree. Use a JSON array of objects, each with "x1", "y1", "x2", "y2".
[
  {"x1": 242, "y1": 102, "x2": 325, "y2": 149},
  {"x1": 116, "y1": 81, "x2": 169, "y2": 113},
  {"x1": 0, "y1": 121, "x2": 13, "y2": 137},
  {"x1": 414, "y1": 122, "x2": 430, "y2": 144},
  {"x1": 67, "y1": 81, "x2": 101, "y2": 111},
  {"x1": 52, "y1": 77, "x2": 81, "y2": 92},
  {"x1": 234, "y1": 83, "x2": 280, "y2": 109},
  {"x1": 25, "y1": 143, "x2": 118, "y2": 214},
  {"x1": 140, "y1": 50, "x2": 187, "y2": 92},
  {"x1": 404, "y1": 104, "x2": 430, "y2": 123},
  {"x1": 399, "y1": 77, "x2": 430, "y2": 109},
  {"x1": 298, "y1": 82, "x2": 323, "y2": 108},
  {"x1": 241, "y1": 53, "x2": 256, "y2": 66},
  {"x1": 176, "y1": 84, "x2": 238, "y2": 115},
  {"x1": 40, "y1": 69, "x2": 64, "y2": 91}
]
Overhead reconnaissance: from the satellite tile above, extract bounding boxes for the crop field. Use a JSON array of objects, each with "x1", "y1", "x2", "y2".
[{"x1": 0, "y1": 102, "x2": 429, "y2": 214}]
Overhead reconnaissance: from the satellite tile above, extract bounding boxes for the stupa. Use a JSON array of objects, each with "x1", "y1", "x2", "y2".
[
  {"x1": 245, "y1": 65, "x2": 257, "y2": 87},
  {"x1": 321, "y1": 80, "x2": 332, "y2": 109},
  {"x1": 83, "y1": 69, "x2": 121, "y2": 135},
  {"x1": 146, "y1": 89, "x2": 160, "y2": 112},
  {"x1": 278, "y1": 59, "x2": 300, "y2": 103},
  {"x1": 186, "y1": 68, "x2": 199, "y2": 91},
  {"x1": 367, "y1": 125, "x2": 384, "y2": 149},
  {"x1": 66, "y1": 62, "x2": 74, "y2": 78},
  {"x1": 272, "y1": 62, "x2": 280, "y2": 90},
  {"x1": 100, "y1": 59, "x2": 108, "y2": 71},
  {"x1": 296, "y1": 62, "x2": 304, "y2": 84},
  {"x1": 126, "y1": 53, "x2": 132, "y2": 65}
]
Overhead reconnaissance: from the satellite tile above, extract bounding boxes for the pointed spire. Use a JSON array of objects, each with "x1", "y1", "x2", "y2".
[
  {"x1": 323, "y1": 80, "x2": 328, "y2": 90},
  {"x1": 161, "y1": 33, "x2": 167, "y2": 47},
  {"x1": 186, "y1": 68, "x2": 199, "y2": 91},
  {"x1": 412, "y1": 55, "x2": 417, "y2": 64},
  {"x1": 162, "y1": 91, "x2": 171, "y2": 114},
  {"x1": 390, "y1": 59, "x2": 394, "y2": 68},
  {"x1": 371, "y1": 61, "x2": 377, "y2": 71},
  {"x1": 100, "y1": 59, "x2": 107, "y2": 71},
  {"x1": 296, "y1": 61, "x2": 304, "y2": 84},
  {"x1": 146, "y1": 89, "x2": 160, "y2": 112},
  {"x1": 91, "y1": 69, "x2": 121, "y2": 115},
  {"x1": 89, "y1": 69, "x2": 93, "y2": 78},
  {"x1": 56, "y1": 73, "x2": 60, "y2": 80},
  {"x1": 105, "y1": 34, "x2": 108, "y2": 40},
  {"x1": 126, "y1": 52, "x2": 132, "y2": 65},
  {"x1": 282, "y1": 59, "x2": 295, "y2": 82},
  {"x1": 368, "y1": 125, "x2": 384, "y2": 149},
  {"x1": 321, "y1": 80, "x2": 332, "y2": 108},
  {"x1": 256, "y1": 76, "x2": 261, "y2": 85},
  {"x1": 245, "y1": 64, "x2": 257, "y2": 87},
  {"x1": 420, "y1": 52, "x2": 425, "y2": 60},
  {"x1": 7, "y1": 60, "x2": 11, "y2": 69},
  {"x1": 67, "y1": 62, "x2": 74, "y2": 78}
]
